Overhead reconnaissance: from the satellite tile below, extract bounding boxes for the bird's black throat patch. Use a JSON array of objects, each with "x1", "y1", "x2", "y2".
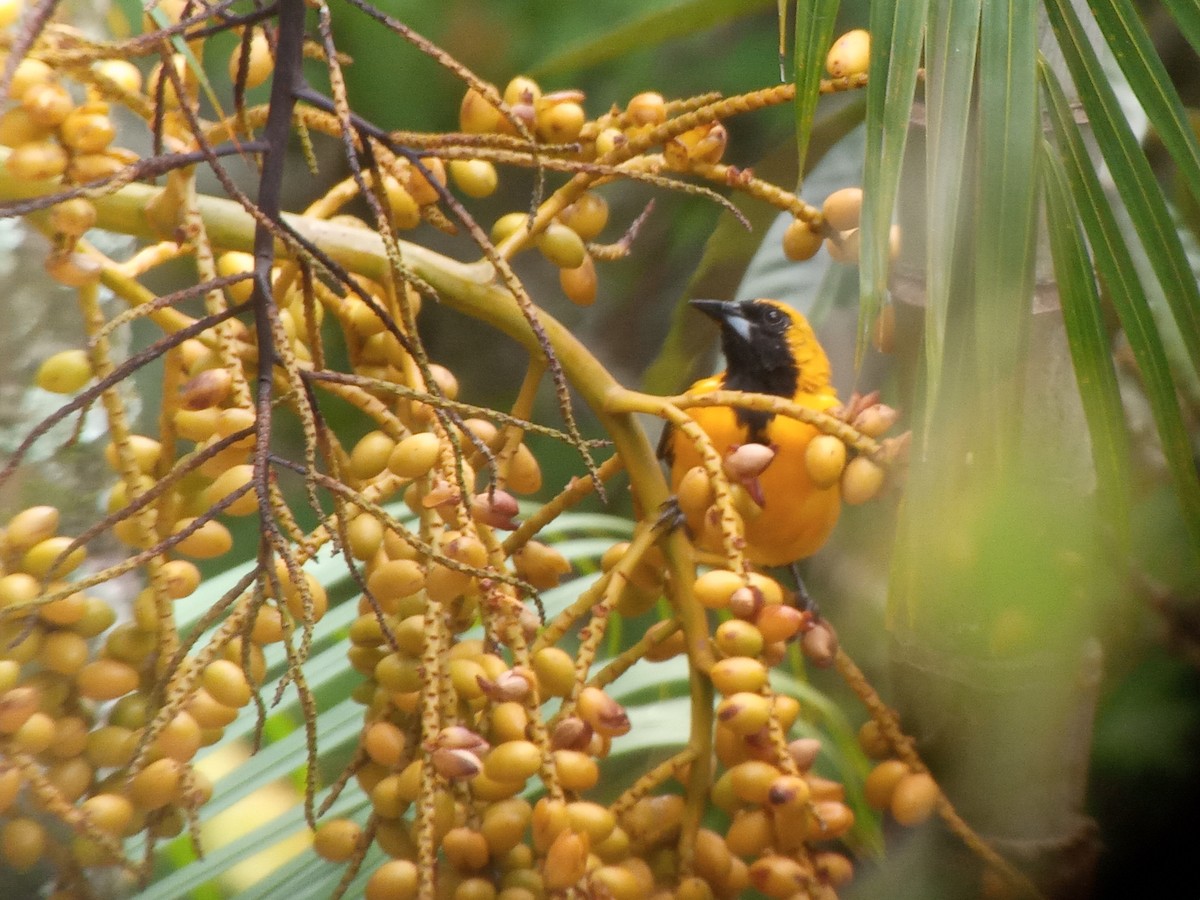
[{"x1": 719, "y1": 303, "x2": 800, "y2": 443}]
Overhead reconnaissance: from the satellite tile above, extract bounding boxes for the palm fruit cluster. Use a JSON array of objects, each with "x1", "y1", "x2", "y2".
[
  {"x1": 0, "y1": 5, "x2": 940, "y2": 897},
  {"x1": 0, "y1": 502, "x2": 257, "y2": 890}
]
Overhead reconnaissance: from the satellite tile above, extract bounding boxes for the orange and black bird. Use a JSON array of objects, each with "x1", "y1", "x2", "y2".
[{"x1": 663, "y1": 298, "x2": 842, "y2": 569}]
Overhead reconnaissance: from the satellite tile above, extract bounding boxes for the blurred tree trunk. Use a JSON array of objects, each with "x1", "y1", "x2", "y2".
[{"x1": 864, "y1": 15, "x2": 1116, "y2": 894}]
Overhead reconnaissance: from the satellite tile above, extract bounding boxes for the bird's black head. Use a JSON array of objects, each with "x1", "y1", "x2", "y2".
[{"x1": 691, "y1": 299, "x2": 800, "y2": 398}]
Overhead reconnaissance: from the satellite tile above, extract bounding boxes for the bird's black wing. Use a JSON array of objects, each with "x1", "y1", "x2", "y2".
[{"x1": 656, "y1": 419, "x2": 675, "y2": 466}]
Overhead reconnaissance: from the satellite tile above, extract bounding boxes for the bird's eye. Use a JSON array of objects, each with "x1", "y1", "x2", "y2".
[{"x1": 763, "y1": 307, "x2": 786, "y2": 328}]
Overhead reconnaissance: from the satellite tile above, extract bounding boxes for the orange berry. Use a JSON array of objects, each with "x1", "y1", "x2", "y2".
[
  {"x1": 559, "y1": 252, "x2": 597, "y2": 306},
  {"x1": 313, "y1": 818, "x2": 362, "y2": 862},
  {"x1": 783, "y1": 219, "x2": 823, "y2": 261},
  {"x1": 805, "y1": 434, "x2": 847, "y2": 488},
  {"x1": 841, "y1": 455, "x2": 885, "y2": 504},
  {"x1": 692, "y1": 569, "x2": 744, "y2": 610},
  {"x1": 890, "y1": 771, "x2": 939, "y2": 826},
  {"x1": 35, "y1": 349, "x2": 92, "y2": 394},
  {"x1": 826, "y1": 29, "x2": 871, "y2": 78}
]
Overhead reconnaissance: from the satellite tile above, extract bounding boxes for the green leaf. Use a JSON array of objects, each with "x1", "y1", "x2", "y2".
[
  {"x1": 972, "y1": 0, "x2": 1039, "y2": 460},
  {"x1": 1040, "y1": 141, "x2": 1134, "y2": 549},
  {"x1": 859, "y1": 0, "x2": 928, "y2": 360},
  {"x1": 792, "y1": 0, "x2": 841, "y2": 178},
  {"x1": 1042, "y1": 64, "x2": 1200, "y2": 556},
  {"x1": 1087, "y1": 0, "x2": 1200, "y2": 225},
  {"x1": 1161, "y1": 0, "x2": 1200, "y2": 62},
  {"x1": 530, "y1": 0, "x2": 766, "y2": 77},
  {"x1": 201, "y1": 698, "x2": 362, "y2": 821},
  {"x1": 1044, "y1": 0, "x2": 1200, "y2": 382},
  {"x1": 530, "y1": 511, "x2": 635, "y2": 540},
  {"x1": 136, "y1": 788, "x2": 368, "y2": 900},
  {"x1": 923, "y1": 0, "x2": 982, "y2": 433}
]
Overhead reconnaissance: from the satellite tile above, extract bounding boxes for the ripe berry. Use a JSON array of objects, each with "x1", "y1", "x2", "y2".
[
  {"x1": 864, "y1": 758, "x2": 910, "y2": 810},
  {"x1": 505, "y1": 444, "x2": 543, "y2": 494},
  {"x1": 460, "y1": 87, "x2": 504, "y2": 134},
  {"x1": 709, "y1": 657, "x2": 768, "y2": 695},
  {"x1": 543, "y1": 829, "x2": 589, "y2": 891},
  {"x1": 231, "y1": 28, "x2": 273, "y2": 89},
  {"x1": 535, "y1": 93, "x2": 586, "y2": 143},
  {"x1": 826, "y1": 29, "x2": 871, "y2": 78},
  {"x1": 692, "y1": 569, "x2": 744, "y2": 610},
  {"x1": 381, "y1": 175, "x2": 421, "y2": 229},
  {"x1": 0, "y1": 108, "x2": 48, "y2": 148},
  {"x1": 715, "y1": 692, "x2": 771, "y2": 735},
  {"x1": 35, "y1": 348, "x2": 92, "y2": 393},
  {"x1": 448, "y1": 158, "x2": 499, "y2": 198},
  {"x1": 129, "y1": 757, "x2": 183, "y2": 809},
  {"x1": 76, "y1": 658, "x2": 139, "y2": 700},
  {"x1": 313, "y1": 818, "x2": 362, "y2": 862},
  {"x1": 93, "y1": 59, "x2": 144, "y2": 95},
  {"x1": 6, "y1": 505, "x2": 59, "y2": 549},
  {"x1": 363, "y1": 720, "x2": 407, "y2": 768},
  {"x1": 21, "y1": 82, "x2": 73, "y2": 127},
  {"x1": 49, "y1": 197, "x2": 99, "y2": 238},
  {"x1": 576, "y1": 686, "x2": 631, "y2": 737},
  {"x1": 405, "y1": 156, "x2": 445, "y2": 205},
  {"x1": 387, "y1": 431, "x2": 441, "y2": 479},
  {"x1": 891, "y1": 771, "x2": 939, "y2": 825},
  {"x1": 804, "y1": 434, "x2": 847, "y2": 488},
  {"x1": 532, "y1": 647, "x2": 575, "y2": 698},
  {"x1": 754, "y1": 603, "x2": 804, "y2": 643},
  {"x1": 503, "y1": 76, "x2": 541, "y2": 108},
  {"x1": 9, "y1": 59, "x2": 54, "y2": 103},
  {"x1": 172, "y1": 516, "x2": 234, "y2": 559},
  {"x1": 202, "y1": 659, "x2": 252, "y2": 708},
  {"x1": 81, "y1": 794, "x2": 135, "y2": 836},
  {"x1": 490, "y1": 211, "x2": 529, "y2": 244},
  {"x1": 558, "y1": 192, "x2": 609, "y2": 241},
  {"x1": 724, "y1": 808, "x2": 772, "y2": 858},
  {"x1": 511, "y1": 541, "x2": 570, "y2": 589},
  {"x1": 365, "y1": 859, "x2": 419, "y2": 900},
  {"x1": 59, "y1": 107, "x2": 116, "y2": 154},
  {"x1": 0, "y1": 685, "x2": 40, "y2": 734},
  {"x1": 22, "y1": 535, "x2": 86, "y2": 578},
  {"x1": 1, "y1": 817, "x2": 46, "y2": 872},
  {"x1": 841, "y1": 455, "x2": 885, "y2": 504},
  {"x1": 783, "y1": 218, "x2": 823, "y2": 261},
  {"x1": 822, "y1": 187, "x2": 864, "y2": 231},
  {"x1": 205, "y1": 463, "x2": 258, "y2": 516},
  {"x1": 536, "y1": 221, "x2": 587, "y2": 269},
  {"x1": 625, "y1": 91, "x2": 666, "y2": 126},
  {"x1": 350, "y1": 430, "x2": 397, "y2": 480}
]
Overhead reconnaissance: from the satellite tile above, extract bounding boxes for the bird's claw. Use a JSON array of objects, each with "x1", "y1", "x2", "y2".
[{"x1": 655, "y1": 497, "x2": 688, "y2": 534}]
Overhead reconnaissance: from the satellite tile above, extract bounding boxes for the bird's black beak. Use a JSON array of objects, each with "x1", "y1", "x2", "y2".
[
  {"x1": 690, "y1": 299, "x2": 735, "y2": 323},
  {"x1": 691, "y1": 299, "x2": 752, "y2": 343}
]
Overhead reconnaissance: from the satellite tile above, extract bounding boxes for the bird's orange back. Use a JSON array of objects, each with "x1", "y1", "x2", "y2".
[{"x1": 667, "y1": 299, "x2": 841, "y2": 567}]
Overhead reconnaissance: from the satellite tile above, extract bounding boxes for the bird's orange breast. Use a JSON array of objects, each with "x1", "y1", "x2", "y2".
[{"x1": 670, "y1": 391, "x2": 842, "y2": 567}]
